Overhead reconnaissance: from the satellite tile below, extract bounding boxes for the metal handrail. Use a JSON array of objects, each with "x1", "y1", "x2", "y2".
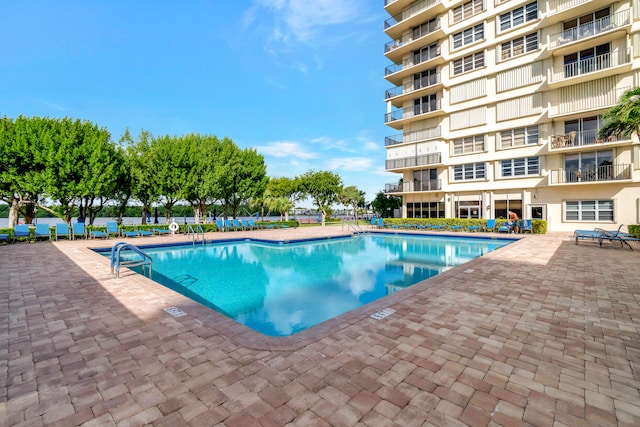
[
  {"x1": 110, "y1": 242, "x2": 153, "y2": 279},
  {"x1": 186, "y1": 224, "x2": 205, "y2": 244}
]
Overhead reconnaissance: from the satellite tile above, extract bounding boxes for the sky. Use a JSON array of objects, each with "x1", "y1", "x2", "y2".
[{"x1": 0, "y1": 0, "x2": 397, "y2": 205}]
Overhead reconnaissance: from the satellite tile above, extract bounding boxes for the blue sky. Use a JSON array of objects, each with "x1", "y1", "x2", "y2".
[{"x1": 0, "y1": 0, "x2": 396, "y2": 204}]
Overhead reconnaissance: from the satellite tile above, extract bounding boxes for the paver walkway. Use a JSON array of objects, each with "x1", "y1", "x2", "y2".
[{"x1": 1, "y1": 227, "x2": 639, "y2": 426}]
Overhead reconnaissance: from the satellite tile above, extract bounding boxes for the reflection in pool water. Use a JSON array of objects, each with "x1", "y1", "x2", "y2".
[{"x1": 122, "y1": 234, "x2": 511, "y2": 336}]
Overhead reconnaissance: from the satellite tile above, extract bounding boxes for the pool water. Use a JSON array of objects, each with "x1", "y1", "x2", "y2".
[{"x1": 119, "y1": 234, "x2": 511, "y2": 336}]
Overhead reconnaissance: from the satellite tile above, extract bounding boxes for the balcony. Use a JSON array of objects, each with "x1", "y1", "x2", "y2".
[
  {"x1": 385, "y1": 126, "x2": 441, "y2": 147},
  {"x1": 548, "y1": 10, "x2": 630, "y2": 50},
  {"x1": 549, "y1": 50, "x2": 630, "y2": 84},
  {"x1": 385, "y1": 46, "x2": 441, "y2": 85},
  {"x1": 549, "y1": 129, "x2": 626, "y2": 149},
  {"x1": 549, "y1": 85, "x2": 629, "y2": 117},
  {"x1": 549, "y1": 164, "x2": 631, "y2": 184},
  {"x1": 386, "y1": 153, "x2": 442, "y2": 170},
  {"x1": 385, "y1": 179, "x2": 442, "y2": 193},
  {"x1": 384, "y1": 19, "x2": 442, "y2": 64},
  {"x1": 384, "y1": 0, "x2": 443, "y2": 39},
  {"x1": 385, "y1": 73, "x2": 441, "y2": 102},
  {"x1": 384, "y1": 99, "x2": 442, "y2": 127}
]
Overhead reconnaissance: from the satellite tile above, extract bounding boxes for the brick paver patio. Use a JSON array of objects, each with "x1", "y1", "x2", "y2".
[{"x1": 1, "y1": 226, "x2": 639, "y2": 426}]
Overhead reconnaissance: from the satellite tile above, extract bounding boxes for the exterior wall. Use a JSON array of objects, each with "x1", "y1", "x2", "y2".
[{"x1": 383, "y1": 0, "x2": 640, "y2": 232}]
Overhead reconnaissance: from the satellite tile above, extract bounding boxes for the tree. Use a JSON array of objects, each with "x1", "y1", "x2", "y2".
[
  {"x1": 181, "y1": 134, "x2": 221, "y2": 223},
  {"x1": 340, "y1": 185, "x2": 366, "y2": 221},
  {"x1": 150, "y1": 134, "x2": 189, "y2": 223},
  {"x1": 599, "y1": 87, "x2": 640, "y2": 139},
  {"x1": 127, "y1": 130, "x2": 160, "y2": 224},
  {"x1": 371, "y1": 191, "x2": 401, "y2": 218},
  {"x1": 266, "y1": 177, "x2": 301, "y2": 220},
  {"x1": 298, "y1": 170, "x2": 343, "y2": 226}
]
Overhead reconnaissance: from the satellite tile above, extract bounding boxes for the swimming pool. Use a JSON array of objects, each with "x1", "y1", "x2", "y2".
[{"x1": 110, "y1": 233, "x2": 511, "y2": 336}]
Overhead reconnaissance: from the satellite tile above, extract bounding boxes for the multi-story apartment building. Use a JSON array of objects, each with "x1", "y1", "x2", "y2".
[{"x1": 383, "y1": 0, "x2": 640, "y2": 232}]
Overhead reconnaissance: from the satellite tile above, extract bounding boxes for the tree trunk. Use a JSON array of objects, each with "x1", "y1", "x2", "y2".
[{"x1": 7, "y1": 197, "x2": 20, "y2": 227}]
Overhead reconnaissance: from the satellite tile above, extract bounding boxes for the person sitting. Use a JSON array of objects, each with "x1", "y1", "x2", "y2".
[{"x1": 508, "y1": 211, "x2": 519, "y2": 233}]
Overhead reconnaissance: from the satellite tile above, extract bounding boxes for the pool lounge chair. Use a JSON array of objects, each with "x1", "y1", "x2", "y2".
[
  {"x1": 72, "y1": 223, "x2": 86, "y2": 240},
  {"x1": 138, "y1": 229, "x2": 154, "y2": 237},
  {"x1": 484, "y1": 219, "x2": 496, "y2": 232},
  {"x1": 467, "y1": 225, "x2": 481, "y2": 232},
  {"x1": 0, "y1": 233, "x2": 9, "y2": 244},
  {"x1": 34, "y1": 224, "x2": 51, "y2": 241},
  {"x1": 13, "y1": 224, "x2": 32, "y2": 243},
  {"x1": 106, "y1": 221, "x2": 120, "y2": 238},
  {"x1": 521, "y1": 219, "x2": 532, "y2": 233},
  {"x1": 90, "y1": 227, "x2": 108, "y2": 239},
  {"x1": 497, "y1": 222, "x2": 510, "y2": 233},
  {"x1": 123, "y1": 230, "x2": 140, "y2": 238},
  {"x1": 153, "y1": 227, "x2": 170, "y2": 235},
  {"x1": 598, "y1": 225, "x2": 640, "y2": 250},
  {"x1": 216, "y1": 218, "x2": 225, "y2": 232},
  {"x1": 55, "y1": 223, "x2": 71, "y2": 240}
]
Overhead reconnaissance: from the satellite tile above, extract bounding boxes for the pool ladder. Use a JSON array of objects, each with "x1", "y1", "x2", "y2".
[
  {"x1": 110, "y1": 242, "x2": 153, "y2": 279},
  {"x1": 186, "y1": 224, "x2": 205, "y2": 245},
  {"x1": 342, "y1": 219, "x2": 364, "y2": 234}
]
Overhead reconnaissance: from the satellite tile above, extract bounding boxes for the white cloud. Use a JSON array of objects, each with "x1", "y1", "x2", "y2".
[
  {"x1": 255, "y1": 141, "x2": 319, "y2": 160},
  {"x1": 326, "y1": 157, "x2": 374, "y2": 172}
]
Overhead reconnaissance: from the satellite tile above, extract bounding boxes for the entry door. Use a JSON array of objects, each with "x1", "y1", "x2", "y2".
[{"x1": 459, "y1": 205, "x2": 481, "y2": 219}]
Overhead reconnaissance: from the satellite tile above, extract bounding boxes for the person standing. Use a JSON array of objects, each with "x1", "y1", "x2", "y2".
[{"x1": 508, "y1": 211, "x2": 519, "y2": 233}]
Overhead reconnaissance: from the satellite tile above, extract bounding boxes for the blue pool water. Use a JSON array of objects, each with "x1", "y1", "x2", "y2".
[{"x1": 113, "y1": 233, "x2": 511, "y2": 336}]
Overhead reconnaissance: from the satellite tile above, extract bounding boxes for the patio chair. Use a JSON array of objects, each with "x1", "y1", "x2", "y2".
[
  {"x1": 484, "y1": 219, "x2": 496, "y2": 232},
  {"x1": 106, "y1": 221, "x2": 120, "y2": 238},
  {"x1": 598, "y1": 225, "x2": 640, "y2": 250},
  {"x1": 90, "y1": 227, "x2": 108, "y2": 239},
  {"x1": 449, "y1": 225, "x2": 463, "y2": 232},
  {"x1": 34, "y1": 224, "x2": 51, "y2": 241},
  {"x1": 138, "y1": 229, "x2": 154, "y2": 237},
  {"x1": 216, "y1": 218, "x2": 225, "y2": 232},
  {"x1": 72, "y1": 222, "x2": 86, "y2": 240},
  {"x1": 13, "y1": 224, "x2": 32, "y2": 243},
  {"x1": 122, "y1": 230, "x2": 140, "y2": 238},
  {"x1": 55, "y1": 223, "x2": 71, "y2": 240},
  {"x1": 521, "y1": 219, "x2": 532, "y2": 233},
  {"x1": 153, "y1": 227, "x2": 170, "y2": 235},
  {"x1": 0, "y1": 233, "x2": 9, "y2": 244},
  {"x1": 467, "y1": 225, "x2": 481, "y2": 232},
  {"x1": 497, "y1": 222, "x2": 510, "y2": 233}
]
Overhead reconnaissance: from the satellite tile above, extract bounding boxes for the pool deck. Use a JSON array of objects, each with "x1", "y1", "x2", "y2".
[{"x1": 2, "y1": 226, "x2": 640, "y2": 426}]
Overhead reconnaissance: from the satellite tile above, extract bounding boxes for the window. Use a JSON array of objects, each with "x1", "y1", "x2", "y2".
[
  {"x1": 501, "y1": 32, "x2": 538, "y2": 60},
  {"x1": 453, "y1": 0, "x2": 483, "y2": 24},
  {"x1": 453, "y1": 134, "x2": 485, "y2": 155},
  {"x1": 501, "y1": 157, "x2": 539, "y2": 177},
  {"x1": 412, "y1": 17, "x2": 438, "y2": 40},
  {"x1": 500, "y1": 2, "x2": 537, "y2": 31},
  {"x1": 453, "y1": 24, "x2": 484, "y2": 49},
  {"x1": 564, "y1": 116, "x2": 603, "y2": 146},
  {"x1": 413, "y1": 68, "x2": 438, "y2": 91},
  {"x1": 565, "y1": 200, "x2": 613, "y2": 221},
  {"x1": 453, "y1": 51, "x2": 484, "y2": 75},
  {"x1": 407, "y1": 202, "x2": 445, "y2": 219},
  {"x1": 500, "y1": 126, "x2": 539, "y2": 148},
  {"x1": 453, "y1": 162, "x2": 485, "y2": 181},
  {"x1": 413, "y1": 169, "x2": 440, "y2": 191},
  {"x1": 564, "y1": 150, "x2": 613, "y2": 182},
  {"x1": 413, "y1": 94, "x2": 438, "y2": 116},
  {"x1": 413, "y1": 43, "x2": 439, "y2": 66},
  {"x1": 563, "y1": 44, "x2": 610, "y2": 78}
]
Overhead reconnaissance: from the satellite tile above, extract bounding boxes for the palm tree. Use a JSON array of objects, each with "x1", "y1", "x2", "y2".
[{"x1": 599, "y1": 87, "x2": 640, "y2": 139}]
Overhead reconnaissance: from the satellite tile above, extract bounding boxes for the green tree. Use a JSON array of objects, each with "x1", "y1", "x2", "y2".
[
  {"x1": 266, "y1": 177, "x2": 301, "y2": 220},
  {"x1": 298, "y1": 170, "x2": 343, "y2": 226},
  {"x1": 150, "y1": 134, "x2": 189, "y2": 223},
  {"x1": 599, "y1": 87, "x2": 640, "y2": 139},
  {"x1": 127, "y1": 130, "x2": 160, "y2": 224},
  {"x1": 340, "y1": 185, "x2": 366, "y2": 221},
  {"x1": 182, "y1": 134, "x2": 221, "y2": 223},
  {"x1": 371, "y1": 191, "x2": 401, "y2": 218}
]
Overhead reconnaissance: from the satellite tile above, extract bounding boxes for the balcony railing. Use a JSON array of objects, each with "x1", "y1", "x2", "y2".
[
  {"x1": 384, "y1": 0, "x2": 442, "y2": 30},
  {"x1": 385, "y1": 99, "x2": 442, "y2": 123},
  {"x1": 385, "y1": 73, "x2": 441, "y2": 99},
  {"x1": 385, "y1": 46, "x2": 441, "y2": 76},
  {"x1": 385, "y1": 179, "x2": 442, "y2": 193},
  {"x1": 550, "y1": 164, "x2": 631, "y2": 184},
  {"x1": 550, "y1": 129, "x2": 624, "y2": 149},
  {"x1": 548, "y1": 0, "x2": 591, "y2": 15},
  {"x1": 386, "y1": 153, "x2": 441, "y2": 170},
  {"x1": 384, "y1": 20, "x2": 440, "y2": 53},
  {"x1": 549, "y1": 10, "x2": 630, "y2": 49},
  {"x1": 550, "y1": 50, "x2": 629, "y2": 83},
  {"x1": 385, "y1": 127, "x2": 441, "y2": 146}
]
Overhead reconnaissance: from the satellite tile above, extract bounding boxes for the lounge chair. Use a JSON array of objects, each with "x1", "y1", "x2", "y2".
[
  {"x1": 90, "y1": 227, "x2": 108, "y2": 239},
  {"x1": 0, "y1": 233, "x2": 9, "y2": 244},
  {"x1": 225, "y1": 219, "x2": 236, "y2": 231},
  {"x1": 485, "y1": 219, "x2": 496, "y2": 232},
  {"x1": 55, "y1": 223, "x2": 71, "y2": 240},
  {"x1": 521, "y1": 219, "x2": 532, "y2": 233},
  {"x1": 34, "y1": 224, "x2": 51, "y2": 241},
  {"x1": 138, "y1": 229, "x2": 154, "y2": 237},
  {"x1": 106, "y1": 221, "x2": 120, "y2": 238},
  {"x1": 497, "y1": 222, "x2": 510, "y2": 233},
  {"x1": 449, "y1": 225, "x2": 463, "y2": 232},
  {"x1": 216, "y1": 219, "x2": 225, "y2": 232},
  {"x1": 123, "y1": 230, "x2": 140, "y2": 238},
  {"x1": 153, "y1": 227, "x2": 170, "y2": 235},
  {"x1": 72, "y1": 223, "x2": 86, "y2": 240},
  {"x1": 598, "y1": 225, "x2": 640, "y2": 250},
  {"x1": 467, "y1": 225, "x2": 481, "y2": 232},
  {"x1": 574, "y1": 228, "x2": 604, "y2": 244},
  {"x1": 13, "y1": 224, "x2": 32, "y2": 243},
  {"x1": 233, "y1": 219, "x2": 243, "y2": 230}
]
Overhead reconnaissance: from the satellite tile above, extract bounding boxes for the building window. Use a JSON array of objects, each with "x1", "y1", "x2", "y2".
[
  {"x1": 501, "y1": 32, "x2": 538, "y2": 60},
  {"x1": 412, "y1": 17, "x2": 439, "y2": 40},
  {"x1": 500, "y1": 126, "x2": 539, "y2": 148},
  {"x1": 564, "y1": 116, "x2": 603, "y2": 146},
  {"x1": 413, "y1": 68, "x2": 438, "y2": 90},
  {"x1": 500, "y1": 1, "x2": 538, "y2": 32},
  {"x1": 453, "y1": 162, "x2": 485, "y2": 181},
  {"x1": 565, "y1": 200, "x2": 613, "y2": 221},
  {"x1": 564, "y1": 150, "x2": 613, "y2": 183},
  {"x1": 563, "y1": 8, "x2": 610, "y2": 33},
  {"x1": 413, "y1": 43, "x2": 439, "y2": 66},
  {"x1": 413, "y1": 94, "x2": 438, "y2": 116},
  {"x1": 564, "y1": 44, "x2": 610, "y2": 78},
  {"x1": 453, "y1": 51, "x2": 484, "y2": 75},
  {"x1": 453, "y1": 24, "x2": 484, "y2": 49},
  {"x1": 453, "y1": 134, "x2": 485, "y2": 155},
  {"x1": 501, "y1": 157, "x2": 540, "y2": 177},
  {"x1": 407, "y1": 202, "x2": 445, "y2": 219},
  {"x1": 453, "y1": 0, "x2": 484, "y2": 24}
]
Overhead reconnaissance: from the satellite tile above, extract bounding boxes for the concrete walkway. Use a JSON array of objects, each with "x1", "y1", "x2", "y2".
[{"x1": 1, "y1": 226, "x2": 639, "y2": 426}]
